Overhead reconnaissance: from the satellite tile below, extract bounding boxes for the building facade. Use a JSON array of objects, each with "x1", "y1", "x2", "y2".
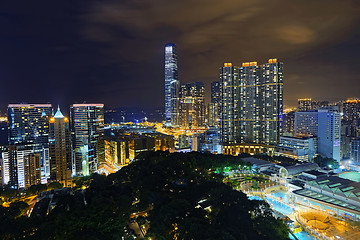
[
  {"x1": 298, "y1": 98, "x2": 313, "y2": 111},
  {"x1": 219, "y1": 59, "x2": 283, "y2": 147},
  {"x1": 1, "y1": 145, "x2": 42, "y2": 189},
  {"x1": 275, "y1": 136, "x2": 317, "y2": 162},
  {"x1": 71, "y1": 104, "x2": 104, "y2": 176},
  {"x1": 164, "y1": 43, "x2": 179, "y2": 126},
  {"x1": 239, "y1": 62, "x2": 261, "y2": 143},
  {"x1": 220, "y1": 63, "x2": 240, "y2": 143},
  {"x1": 294, "y1": 111, "x2": 318, "y2": 137},
  {"x1": 7, "y1": 104, "x2": 52, "y2": 183},
  {"x1": 178, "y1": 82, "x2": 205, "y2": 128},
  {"x1": 209, "y1": 81, "x2": 221, "y2": 127},
  {"x1": 49, "y1": 107, "x2": 72, "y2": 187},
  {"x1": 317, "y1": 108, "x2": 341, "y2": 162}
]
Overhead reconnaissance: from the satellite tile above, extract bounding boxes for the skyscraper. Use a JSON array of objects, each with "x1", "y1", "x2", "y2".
[
  {"x1": 164, "y1": 43, "x2": 179, "y2": 126},
  {"x1": 1, "y1": 145, "x2": 40, "y2": 189},
  {"x1": 239, "y1": 62, "x2": 261, "y2": 143},
  {"x1": 220, "y1": 63, "x2": 240, "y2": 143},
  {"x1": 317, "y1": 108, "x2": 341, "y2": 162},
  {"x1": 219, "y1": 59, "x2": 283, "y2": 146},
  {"x1": 49, "y1": 107, "x2": 72, "y2": 187},
  {"x1": 8, "y1": 104, "x2": 52, "y2": 145},
  {"x1": 7, "y1": 104, "x2": 52, "y2": 183},
  {"x1": 71, "y1": 104, "x2": 104, "y2": 176},
  {"x1": 178, "y1": 82, "x2": 205, "y2": 128},
  {"x1": 261, "y1": 59, "x2": 283, "y2": 145},
  {"x1": 209, "y1": 81, "x2": 221, "y2": 127}
]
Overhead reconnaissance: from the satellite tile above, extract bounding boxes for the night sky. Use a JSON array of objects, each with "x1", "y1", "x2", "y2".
[{"x1": 0, "y1": 0, "x2": 359, "y2": 111}]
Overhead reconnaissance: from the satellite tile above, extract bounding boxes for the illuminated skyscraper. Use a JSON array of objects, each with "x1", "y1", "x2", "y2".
[
  {"x1": 318, "y1": 108, "x2": 341, "y2": 162},
  {"x1": 178, "y1": 82, "x2": 205, "y2": 128},
  {"x1": 261, "y1": 59, "x2": 283, "y2": 145},
  {"x1": 49, "y1": 107, "x2": 72, "y2": 187},
  {"x1": 220, "y1": 63, "x2": 240, "y2": 143},
  {"x1": 8, "y1": 104, "x2": 52, "y2": 145},
  {"x1": 164, "y1": 43, "x2": 179, "y2": 126},
  {"x1": 71, "y1": 104, "x2": 104, "y2": 176},
  {"x1": 7, "y1": 104, "x2": 52, "y2": 183},
  {"x1": 209, "y1": 81, "x2": 221, "y2": 127},
  {"x1": 239, "y1": 62, "x2": 261, "y2": 143},
  {"x1": 219, "y1": 59, "x2": 283, "y2": 146},
  {"x1": 1, "y1": 145, "x2": 41, "y2": 189}
]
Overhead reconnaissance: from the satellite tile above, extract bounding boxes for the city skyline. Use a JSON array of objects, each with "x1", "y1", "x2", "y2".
[{"x1": 0, "y1": 1, "x2": 359, "y2": 110}]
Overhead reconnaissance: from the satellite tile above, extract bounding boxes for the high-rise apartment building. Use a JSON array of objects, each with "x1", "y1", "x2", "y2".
[
  {"x1": 178, "y1": 82, "x2": 205, "y2": 128},
  {"x1": 71, "y1": 104, "x2": 104, "y2": 176},
  {"x1": 49, "y1": 107, "x2": 72, "y2": 187},
  {"x1": 209, "y1": 81, "x2": 221, "y2": 127},
  {"x1": 239, "y1": 62, "x2": 261, "y2": 143},
  {"x1": 261, "y1": 59, "x2": 283, "y2": 145},
  {"x1": 219, "y1": 59, "x2": 283, "y2": 146},
  {"x1": 164, "y1": 43, "x2": 179, "y2": 126},
  {"x1": 343, "y1": 99, "x2": 360, "y2": 130},
  {"x1": 220, "y1": 63, "x2": 240, "y2": 143}
]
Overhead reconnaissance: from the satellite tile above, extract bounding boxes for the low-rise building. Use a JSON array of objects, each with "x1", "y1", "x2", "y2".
[{"x1": 275, "y1": 136, "x2": 317, "y2": 162}]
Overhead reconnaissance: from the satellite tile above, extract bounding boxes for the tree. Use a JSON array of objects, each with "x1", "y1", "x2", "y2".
[{"x1": 313, "y1": 155, "x2": 339, "y2": 169}]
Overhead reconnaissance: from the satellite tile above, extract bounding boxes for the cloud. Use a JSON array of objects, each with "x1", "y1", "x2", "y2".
[{"x1": 276, "y1": 26, "x2": 316, "y2": 44}]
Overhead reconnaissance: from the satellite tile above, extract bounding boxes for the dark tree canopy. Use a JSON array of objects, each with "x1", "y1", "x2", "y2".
[{"x1": 0, "y1": 151, "x2": 290, "y2": 240}]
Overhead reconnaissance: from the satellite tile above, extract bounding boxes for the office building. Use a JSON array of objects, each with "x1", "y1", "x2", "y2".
[
  {"x1": 24, "y1": 153, "x2": 42, "y2": 188},
  {"x1": 1, "y1": 145, "x2": 42, "y2": 189},
  {"x1": 49, "y1": 107, "x2": 72, "y2": 187},
  {"x1": 7, "y1": 104, "x2": 52, "y2": 182},
  {"x1": 298, "y1": 98, "x2": 313, "y2": 111},
  {"x1": 104, "y1": 137, "x2": 129, "y2": 166},
  {"x1": 239, "y1": 62, "x2": 261, "y2": 143},
  {"x1": 317, "y1": 108, "x2": 341, "y2": 162},
  {"x1": 295, "y1": 108, "x2": 341, "y2": 163},
  {"x1": 275, "y1": 136, "x2": 317, "y2": 162},
  {"x1": 178, "y1": 82, "x2": 205, "y2": 128},
  {"x1": 294, "y1": 111, "x2": 318, "y2": 137},
  {"x1": 7, "y1": 104, "x2": 52, "y2": 145},
  {"x1": 220, "y1": 63, "x2": 240, "y2": 143},
  {"x1": 71, "y1": 104, "x2": 104, "y2": 176},
  {"x1": 164, "y1": 43, "x2": 179, "y2": 126}
]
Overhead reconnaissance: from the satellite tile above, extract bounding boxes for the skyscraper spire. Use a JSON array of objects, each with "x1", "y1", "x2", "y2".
[{"x1": 54, "y1": 105, "x2": 64, "y2": 118}]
